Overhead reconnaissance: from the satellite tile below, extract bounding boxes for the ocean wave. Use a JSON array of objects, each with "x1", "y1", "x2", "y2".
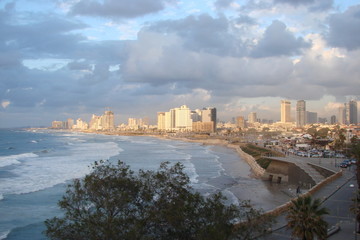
[
  {"x1": 0, "y1": 153, "x2": 38, "y2": 168},
  {"x1": 0, "y1": 230, "x2": 10, "y2": 240},
  {"x1": 0, "y1": 142, "x2": 123, "y2": 196}
]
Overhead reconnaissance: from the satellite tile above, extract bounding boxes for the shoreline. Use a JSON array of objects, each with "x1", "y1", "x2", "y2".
[{"x1": 149, "y1": 134, "x2": 266, "y2": 178}]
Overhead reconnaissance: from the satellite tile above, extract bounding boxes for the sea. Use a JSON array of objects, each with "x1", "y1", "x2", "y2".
[{"x1": 0, "y1": 128, "x2": 291, "y2": 239}]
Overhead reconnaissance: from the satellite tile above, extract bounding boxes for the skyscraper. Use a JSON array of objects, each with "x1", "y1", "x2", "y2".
[
  {"x1": 296, "y1": 100, "x2": 306, "y2": 127},
  {"x1": 346, "y1": 100, "x2": 358, "y2": 125},
  {"x1": 338, "y1": 105, "x2": 345, "y2": 124},
  {"x1": 248, "y1": 112, "x2": 257, "y2": 123},
  {"x1": 281, "y1": 100, "x2": 291, "y2": 123},
  {"x1": 157, "y1": 112, "x2": 166, "y2": 130},
  {"x1": 236, "y1": 116, "x2": 246, "y2": 129},
  {"x1": 330, "y1": 115, "x2": 336, "y2": 125},
  {"x1": 306, "y1": 111, "x2": 318, "y2": 124},
  {"x1": 102, "y1": 110, "x2": 115, "y2": 130},
  {"x1": 174, "y1": 105, "x2": 192, "y2": 131},
  {"x1": 201, "y1": 107, "x2": 217, "y2": 132}
]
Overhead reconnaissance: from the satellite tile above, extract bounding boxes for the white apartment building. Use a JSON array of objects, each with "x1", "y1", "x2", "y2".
[{"x1": 174, "y1": 105, "x2": 193, "y2": 131}]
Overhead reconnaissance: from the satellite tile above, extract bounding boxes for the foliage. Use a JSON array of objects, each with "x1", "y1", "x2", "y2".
[
  {"x1": 332, "y1": 126, "x2": 346, "y2": 150},
  {"x1": 256, "y1": 158, "x2": 272, "y2": 169},
  {"x1": 286, "y1": 195, "x2": 329, "y2": 240},
  {"x1": 352, "y1": 140, "x2": 360, "y2": 232},
  {"x1": 351, "y1": 189, "x2": 360, "y2": 233},
  {"x1": 317, "y1": 128, "x2": 330, "y2": 139},
  {"x1": 45, "y1": 160, "x2": 274, "y2": 240}
]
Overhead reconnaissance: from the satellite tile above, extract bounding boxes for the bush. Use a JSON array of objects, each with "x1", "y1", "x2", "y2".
[{"x1": 45, "y1": 160, "x2": 273, "y2": 240}]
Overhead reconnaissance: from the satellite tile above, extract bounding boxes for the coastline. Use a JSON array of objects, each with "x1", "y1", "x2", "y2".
[
  {"x1": 149, "y1": 134, "x2": 266, "y2": 178},
  {"x1": 52, "y1": 128, "x2": 267, "y2": 179},
  {"x1": 43, "y1": 129, "x2": 295, "y2": 210}
]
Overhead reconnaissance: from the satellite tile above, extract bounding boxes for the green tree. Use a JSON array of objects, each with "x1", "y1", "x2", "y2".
[
  {"x1": 287, "y1": 195, "x2": 329, "y2": 240},
  {"x1": 351, "y1": 140, "x2": 360, "y2": 232},
  {"x1": 45, "y1": 160, "x2": 273, "y2": 240},
  {"x1": 317, "y1": 127, "x2": 330, "y2": 139},
  {"x1": 332, "y1": 125, "x2": 346, "y2": 151}
]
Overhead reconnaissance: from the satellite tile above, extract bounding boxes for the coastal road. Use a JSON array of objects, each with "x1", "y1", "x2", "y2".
[{"x1": 261, "y1": 169, "x2": 358, "y2": 240}]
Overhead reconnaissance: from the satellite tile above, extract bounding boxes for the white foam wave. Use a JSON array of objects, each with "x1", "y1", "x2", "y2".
[
  {"x1": 0, "y1": 194, "x2": 3, "y2": 201},
  {"x1": 221, "y1": 189, "x2": 240, "y2": 206},
  {"x1": 0, "y1": 230, "x2": 10, "y2": 240},
  {"x1": 0, "y1": 142, "x2": 123, "y2": 196},
  {"x1": 0, "y1": 153, "x2": 38, "y2": 168}
]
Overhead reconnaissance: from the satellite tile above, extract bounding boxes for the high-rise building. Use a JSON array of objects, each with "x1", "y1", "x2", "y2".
[
  {"x1": 281, "y1": 100, "x2": 291, "y2": 123},
  {"x1": 296, "y1": 100, "x2": 306, "y2": 127},
  {"x1": 236, "y1": 116, "x2": 246, "y2": 129},
  {"x1": 176, "y1": 105, "x2": 192, "y2": 130},
  {"x1": 89, "y1": 110, "x2": 115, "y2": 130},
  {"x1": 128, "y1": 118, "x2": 137, "y2": 127},
  {"x1": 248, "y1": 112, "x2": 257, "y2": 124},
  {"x1": 164, "y1": 111, "x2": 173, "y2": 130},
  {"x1": 191, "y1": 110, "x2": 202, "y2": 122},
  {"x1": 67, "y1": 118, "x2": 74, "y2": 129},
  {"x1": 318, "y1": 117, "x2": 327, "y2": 124},
  {"x1": 74, "y1": 118, "x2": 88, "y2": 130},
  {"x1": 338, "y1": 105, "x2": 345, "y2": 124},
  {"x1": 346, "y1": 100, "x2": 358, "y2": 125},
  {"x1": 102, "y1": 110, "x2": 115, "y2": 130},
  {"x1": 306, "y1": 111, "x2": 318, "y2": 124},
  {"x1": 330, "y1": 115, "x2": 336, "y2": 125},
  {"x1": 89, "y1": 114, "x2": 101, "y2": 130},
  {"x1": 157, "y1": 112, "x2": 166, "y2": 130},
  {"x1": 201, "y1": 107, "x2": 217, "y2": 132}
]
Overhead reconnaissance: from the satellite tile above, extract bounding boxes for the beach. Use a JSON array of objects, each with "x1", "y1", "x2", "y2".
[{"x1": 0, "y1": 129, "x2": 292, "y2": 239}]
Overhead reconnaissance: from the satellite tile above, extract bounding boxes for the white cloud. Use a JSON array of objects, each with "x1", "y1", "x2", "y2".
[{"x1": 1, "y1": 100, "x2": 10, "y2": 109}]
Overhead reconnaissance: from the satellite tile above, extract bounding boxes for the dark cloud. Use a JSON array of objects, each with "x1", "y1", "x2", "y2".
[
  {"x1": 327, "y1": 5, "x2": 360, "y2": 50},
  {"x1": 214, "y1": 0, "x2": 234, "y2": 9},
  {"x1": 146, "y1": 14, "x2": 246, "y2": 57},
  {"x1": 273, "y1": 0, "x2": 333, "y2": 11},
  {"x1": 235, "y1": 15, "x2": 257, "y2": 25},
  {"x1": 251, "y1": 20, "x2": 310, "y2": 58},
  {"x1": 70, "y1": 0, "x2": 175, "y2": 18},
  {"x1": 1, "y1": 0, "x2": 359, "y2": 127},
  {"x1": 0, "y1": 13, "x2": 87, "y2": 59}
]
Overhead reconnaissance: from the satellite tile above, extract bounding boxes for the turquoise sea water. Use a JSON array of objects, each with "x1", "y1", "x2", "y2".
[{"x1": 0, "y1": 129, "x2": 289, "y2": 239}]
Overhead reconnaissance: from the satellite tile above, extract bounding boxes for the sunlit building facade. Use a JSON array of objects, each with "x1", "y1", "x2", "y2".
[{"x1": 281, "y1": 100, "x2": 291, "y2": 123}]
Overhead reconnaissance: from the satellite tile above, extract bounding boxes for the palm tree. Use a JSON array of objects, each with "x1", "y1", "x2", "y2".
[{"x1": 286, "y1": 195, "x2": 329, "y2": 240}]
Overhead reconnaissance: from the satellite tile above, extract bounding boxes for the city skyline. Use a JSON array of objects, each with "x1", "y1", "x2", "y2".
[
  {"x1": 1, "y1": 0, "x2": 360, "y2": 127},
  {"x1": 52, "y1": 99, "x2": 359, "y2": 129}
]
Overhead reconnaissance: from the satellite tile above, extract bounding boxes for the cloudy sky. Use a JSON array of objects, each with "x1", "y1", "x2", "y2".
[{"x1": 0, "y1": 0, "x2": 359, "y2": 127}]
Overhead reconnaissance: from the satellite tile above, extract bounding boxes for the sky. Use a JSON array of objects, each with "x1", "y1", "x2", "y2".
[{"x1": 0, "y1": 0, "x2": 360, "y2": 127}]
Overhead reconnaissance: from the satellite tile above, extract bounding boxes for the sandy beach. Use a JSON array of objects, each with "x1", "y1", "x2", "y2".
[{"x1": 74, "y1": 130, "x2": 295, "y2": 210}]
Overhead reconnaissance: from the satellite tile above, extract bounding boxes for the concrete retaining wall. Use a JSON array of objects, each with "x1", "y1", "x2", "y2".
[
  {"x1": 228, "y1": 144, "x2": 265, "y2": 177},
  {"x1": 265, "y1": 170, "x2": 343, "y2": 217}
]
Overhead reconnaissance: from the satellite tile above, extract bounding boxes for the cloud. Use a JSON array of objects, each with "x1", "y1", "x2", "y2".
[
  {"x1": 214, "y1": 0, "x2": 234, "y2": 9},
  {"x1": 251, "y1": 20, "x2": 311, "y2": 58},
  {"x1": 1, "y1": 100, "x2": 10, "y2": 109},
  {"x1": 327, "y1": 5, "x2": 360, "y2": 50},
  {"x1": 235, "y1": 15, "x2": 258, "y2": 25},
  {"x1": 146, "y1": 14, "x2": 245, "y2": 57},
  {"x1": 70, "y1": 0, "x2": 175, "y2": 18},
  {"x1": 324, "y1": 102, "x2": 343, "y2": 112},
  {"x1": 273, "y1": 0, "x2": 333, "y2": 11}
]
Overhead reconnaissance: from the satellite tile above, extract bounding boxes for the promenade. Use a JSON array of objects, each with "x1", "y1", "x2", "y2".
[{"x1": 261, "y1": 160, "x2": 357, "y2": 239}]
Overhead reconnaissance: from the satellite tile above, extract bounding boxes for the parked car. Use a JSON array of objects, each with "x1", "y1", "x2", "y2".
[{"x1": 340, "y1": 162, "x2": 348, "y2": 168}]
